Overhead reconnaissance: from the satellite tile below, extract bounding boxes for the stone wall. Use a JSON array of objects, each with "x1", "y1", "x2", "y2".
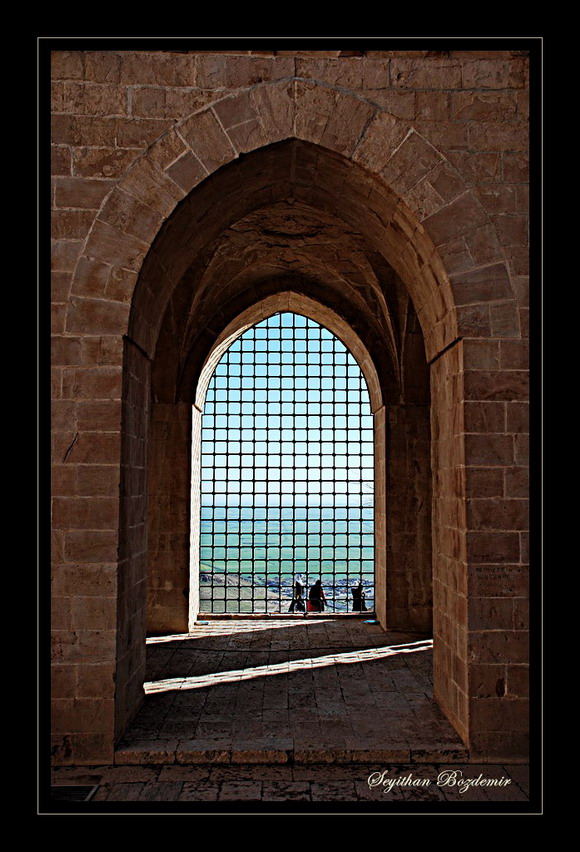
[{"x1": 50, "y1": 46, "x2": 530, "y2": 764}]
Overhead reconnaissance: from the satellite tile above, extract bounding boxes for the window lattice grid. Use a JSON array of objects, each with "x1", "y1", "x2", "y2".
[{"x1": 199, "y1": 312, "x2": 374, "y2": 613}]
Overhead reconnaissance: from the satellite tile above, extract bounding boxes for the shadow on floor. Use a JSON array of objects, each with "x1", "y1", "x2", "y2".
[
  {"x1": 117, "y1": 617, "x2": 466, "y2": 764},
  {"x1": 48, "y1": 619, "x2": 534, "y2": 809}
]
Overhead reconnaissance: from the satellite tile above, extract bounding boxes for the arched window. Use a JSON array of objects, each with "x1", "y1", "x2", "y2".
[{"x1": 199, "y1": 312, "x2": 374, "y2": 614}]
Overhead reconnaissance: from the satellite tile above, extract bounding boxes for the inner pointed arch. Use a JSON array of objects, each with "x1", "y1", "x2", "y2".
[
  {"x1": 195, "y1": 292, "x2": 383, "y2": 413},
  {"x1": 194, "y1": 306, "x2": 377, "y2": 618}
]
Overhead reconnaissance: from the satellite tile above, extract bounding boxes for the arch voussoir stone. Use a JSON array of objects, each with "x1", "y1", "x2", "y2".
[
  {"x1": 249, "y1": 81, "x2": 296, "y2": 146},
  {"x1": 178, "y1": 107, "x2": 238, "y2": 173},
  {"x1": 423, "y1": 190, "x2": 491, "y2": 247},
  {"x1": 294, "y1": 80, "x2": 376, "y2": 157},
  {"x1": 96, "y1": 187, "x2": 165, "y2": 249},
  {"x1": 380, "y1": 129, "x2": 445, "y2": 198},
  {"x1": 210, "y1": 88, "x2": 273, "y2": 155},
  {"x1": 121, "y1": 154, "x2": 186, "y2": 217},
  {"x1": 351, "y1": 109, "x2": 411, "y2": 174},
  {"x1": 82, "y1": 219, "x2": 149, "y2": 273}
]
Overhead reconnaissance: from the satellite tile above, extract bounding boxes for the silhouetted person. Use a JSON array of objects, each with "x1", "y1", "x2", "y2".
[
  {"x1": 308, "y1": 579, "x2": 326, "y2": 612},
  {"x1": 289, "y1": 576, "x2": 305, "y2": 613},
  {"x1": 351, "y1": 583, "x2": 367, "y2": 612}
]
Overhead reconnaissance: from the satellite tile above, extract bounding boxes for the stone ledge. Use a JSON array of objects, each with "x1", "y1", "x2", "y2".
[
  {"x1": 112, "y1": 742, "x2": 471, "y2": 766},
  {"x1": 410, "y1": 744, "x2": 470, "y2": 763}
]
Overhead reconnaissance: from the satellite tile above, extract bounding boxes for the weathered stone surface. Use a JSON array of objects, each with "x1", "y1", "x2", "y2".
[
  {"x1": 61, "y1": 81, "x2": 127, "y2": 116},
  {"x1": 467, "y1": 532, "x2": 521, "y2": 564},
  {"x1": 365, "y1": 89, "x2": 415, "y2": 119},
  {"x1": 450, "y1": 263, "x2": 512, "y2": 306},
  {"x1": 72, "y1": 147, "x2": 136, "y2": 179},
  {"x1": 249, "y1": 81, "x2": 295, "y2": 144},
  {"x1": 294, "y1": 81, "x2": 375, "y2": 157},
  {"x1": 97, "y1": 188, "x2": 164, "y2": 243},
  {"x1": 49, "y1": 49, "x2": 531, "y2": 771},
  {"x1": 51, "y1": 51, "x2": 84, "y2": 80},
  {"x1": 462, "y1": 58, "x2": 527, "y2": 89},
  {"x1": 80, "y1": 220, "x2": 149, "y2": 272},
  {"x1": 179, "y1": 109, "x2": 238, "y2": 172},
  {"x1": 165, "y1": 151, "x2": 207, "y2": 193},
  {"x1": 352, "y1": 110, "x2": 409, "y2": 174},
  {"x1": 82, "y1": 52, "x2": 123, "y2": 84},
  {"x1": 381, "y1": 131, "x2": 443, "y2": 196},
  {"x1": 469, "y1": 564, "x2": 528, "y2": 598},
  {"x1": 416, "y1": 91, "x2": 449, "y2": 121},
  {"x1": 465, "y1": 434, "x2": 514, "y2": 466},
  {"x1": 391, "y1": 57, "x2": 462, "y2": 89},
  {"x1": 465, "y1": 468, "x2": 504, "y2": 499},
  {"x1": 452, "y1": 92, "x2": 517, "y2": 121},
  {"x1": 423, "y1": 192, "x2": 489, "y2": 246},
  {"x1": 121, "y1": 157, "x2": 185, "y2": 215},
  {"x1": 464, "y1": 401, "x2": 505, "y2": 433},
  {"x1": 464, "y1": 370, "x2": 529, "y2": 401},
  {"x1": 51, "y1": 145, "x2": 72, "y2": 176},
  {"x1": 468, "y1": 121, "x2": 528, "y2": 152}
]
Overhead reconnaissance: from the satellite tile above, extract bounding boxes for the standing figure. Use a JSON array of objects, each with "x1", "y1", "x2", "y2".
[
  {"x1": 351, "y1": 582, "x2": 367, "y2": 612},
  {"x1": 308, "y1": 579, "x2": 326, "y2": 612},
  {"x1": 289, "y1": 575, "x2": 305, "y2": 612}
]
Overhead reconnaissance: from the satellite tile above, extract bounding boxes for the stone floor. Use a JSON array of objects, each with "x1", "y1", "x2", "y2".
[
  {"x1": 119, "y1": 616, "x2": 467, "y2": 764},
  {"x1": 49, "y1": 761, "x2": 532, "y2": 811},
  {"x1": 47, "y1": 617, "x2": 535, "y2": 812}
]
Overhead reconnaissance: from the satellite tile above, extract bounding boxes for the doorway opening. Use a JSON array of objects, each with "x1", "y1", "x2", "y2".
[{"x1": 197, "y1": 311, "x2": 374, "y2": 616}]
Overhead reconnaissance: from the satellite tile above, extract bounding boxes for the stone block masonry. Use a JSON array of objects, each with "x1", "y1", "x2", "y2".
[{"x1": 49, "y1": 45, "x2": 532, "y2": 766}]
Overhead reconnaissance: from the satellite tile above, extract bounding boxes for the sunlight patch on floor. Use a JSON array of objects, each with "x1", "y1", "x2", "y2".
[
  {"x1": 146, "y1": 618, "x2": 336, "y2": 643},
  {"x1": 144, "y1": 639, "x2": 433, "y2": 694}
]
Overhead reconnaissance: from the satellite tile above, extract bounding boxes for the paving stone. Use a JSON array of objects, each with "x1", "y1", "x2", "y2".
[
  {"x1": 137, "y1": 781, "x2": 184, "y2": 801},
  {"x1": 261, "y1": 781, "x2": 312, "y2": 802},
  {"x1": 401, "y1": 784, "x2": 448, "y2": 801},
  {"x1": 355, "y1": 779, "x2": 407, "y2": 801},
  {"x1": 347, "y1": 745, "x2": 411, "y2": 762},
  {"x1": 209, "y1": 764, "x2": 294, "y2": 783},
  {"x1": 114, "y1": 741, "x2": 178, "y2": 764},
  {"x1": 311, "y1": 780, "x2": 358, "y2": 801},
  {"x1": 410, "y1": 745, "x2": 470, "y2": 763},
  {"x1": 161, "y1": 721, "x2": 202, "y2": 736},
  {"x1": 94, "y1": 619, "x2": 531, "y2": 803},
  {"x1": 477, "y1": 780, "x2": 528, "y2": 802},
  {"x1": 51, "y1": 767, "x2": 106, "y2": 783},
  {"x1": 178, "y1": 782, "x2": 220, "y2": 802},
  {"x1": 294, "y1": 748, "x2": 351, "y2": 764},
  {"x1": 436, "y1": 766, "x2": 528, "y2": 802},
  {"x1": 219, "y1": 781, "x2": 263, "y2": 801},
  {"x1": 230, "y1": 747, "x2": 289, "y2": 764},
  {"x1": 99, "y1": 766, "x2": 160, "y2": 783},
  {"x1": 157, "y1": 765, "x2": 211, "y2": 782},
  {"x1": 175, "y1": 742, "x2": 231, "y2": 764},
  {"x1": 502, "y1": 763, "x2": 530, "y2": 795},
  {"x1": 103, "y1": 782, "x2": 146, "y2": 801},
  {"x1": 91, "y1": 786, "x2": 113, "y2": 801}
]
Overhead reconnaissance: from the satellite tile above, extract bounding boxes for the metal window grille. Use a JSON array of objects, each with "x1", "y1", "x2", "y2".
[{"x1": 199, "y1": 312, "x2": 374, "y2": 614}]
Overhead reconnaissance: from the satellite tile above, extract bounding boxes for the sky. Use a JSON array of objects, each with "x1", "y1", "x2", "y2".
[{"x1": 200, "y1": 311, "x2": 374, "y2": 510}]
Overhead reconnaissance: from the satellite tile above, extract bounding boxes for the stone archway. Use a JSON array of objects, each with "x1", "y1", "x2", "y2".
[
  {"x1": 141, "y1": 164, "x2": 434, "y2": 648},
  {"x1": 121, "y1": 130, "x2": 464, "y2": 750},
  {"x1": 53, "y1": 75, "x2": 528, "y2": 765}
]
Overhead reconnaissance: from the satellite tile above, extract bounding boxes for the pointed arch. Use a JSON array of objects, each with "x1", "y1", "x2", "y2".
[
  {"x1": 66, "y1": 79, "x2": 520, "y2": 367},
  {"x1": 195, "y1": 293, "x2": 383, "y2": 414},
  {"x1": 193, "y1": 306, "x2": 377, "y2": 617}
]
